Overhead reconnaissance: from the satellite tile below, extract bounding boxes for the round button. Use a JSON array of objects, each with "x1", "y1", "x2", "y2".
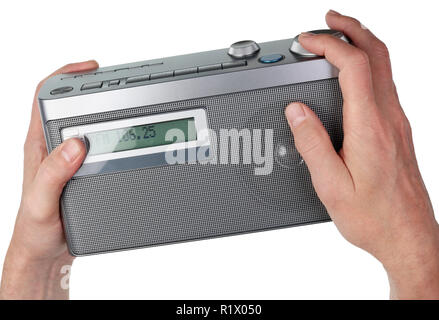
[
  {"x1": 50, "y1": 86, "x2": 73, "y2": 95},
  {"x1": 290, "y1": 29, "x2": 349, "y2": 57},
  {"x1": 259, "y1": 54, "x2": 284, "y2": 64},
  {"x1": 228, "y1": 40, "x2": 260, "y2": 58}
]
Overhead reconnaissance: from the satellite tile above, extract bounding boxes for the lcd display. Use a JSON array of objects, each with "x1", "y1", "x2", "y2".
[{"x1": 86, "y1": 117, "x2": 196, "y2": 155}]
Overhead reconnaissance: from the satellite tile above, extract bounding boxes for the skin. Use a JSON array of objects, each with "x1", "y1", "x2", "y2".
[
  {"x1": 0, "y1": 10, "x2": 438, "y2": 299},
  {"x1": 284, "y1": 10, "x2": 439, "y2": 299},
  {"x1": 0, "y1": 61, "x2": 97, "y2": 299}
]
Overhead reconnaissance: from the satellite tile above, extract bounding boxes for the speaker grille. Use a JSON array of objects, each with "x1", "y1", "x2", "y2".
[{"x1": 46, "y1": 78, "x2": 343, "y2": 255}]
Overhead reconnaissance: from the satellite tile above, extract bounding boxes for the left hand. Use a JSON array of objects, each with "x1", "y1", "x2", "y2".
[{"x1": 0, "y1": 60, "x2": 98, "y2": 299}]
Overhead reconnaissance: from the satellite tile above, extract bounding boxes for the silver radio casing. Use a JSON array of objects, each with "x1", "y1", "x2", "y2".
[{"x1": 39, "y1": 37, "x2": 343, "y2": 256}]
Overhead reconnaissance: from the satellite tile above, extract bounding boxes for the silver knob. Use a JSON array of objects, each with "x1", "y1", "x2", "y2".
[
  {"x1": 290, "y1": 29, "x2": 349, "y2": 57},
  {"x1": 228, "y1": 40, "x2": 260, "y2": 58}
]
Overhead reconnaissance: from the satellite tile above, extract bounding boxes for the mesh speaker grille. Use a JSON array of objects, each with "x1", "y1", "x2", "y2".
[{"x1": 46, "y1": 78, "x2": 343, "y2": 255}]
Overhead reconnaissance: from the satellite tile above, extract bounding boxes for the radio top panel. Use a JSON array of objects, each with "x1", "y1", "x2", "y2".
[{"x1": 38, "y1": 30, "x2": 345, "y2": 123}]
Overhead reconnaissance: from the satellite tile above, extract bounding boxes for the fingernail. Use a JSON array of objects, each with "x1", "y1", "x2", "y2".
[
  {"x1": 61, "y1": 139, "x2": 82, "y2": 163},
  {"x1": 327, "y1": 9, "x2": 341, "y2": 15},
  {"x1": 285, "y1": 103, "x2": 306, "y2": 127},
  {"x1": 300, "y1": 32, "x2": 315, "y2": 39}
]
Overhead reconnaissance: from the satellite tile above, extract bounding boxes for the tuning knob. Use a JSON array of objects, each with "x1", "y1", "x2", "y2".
[
  {"x1": 228, "y1": 40, "x2": 260, "y2": 58},
  {"x1": 290, "y1": 29, "x2": 349, "y2": 57}
]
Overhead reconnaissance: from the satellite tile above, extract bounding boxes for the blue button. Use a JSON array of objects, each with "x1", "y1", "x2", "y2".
[{"x1": 259, "y1": 54, "x2": 284, "y2": 63}]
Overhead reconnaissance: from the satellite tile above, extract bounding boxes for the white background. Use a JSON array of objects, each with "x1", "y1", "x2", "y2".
[{"x1": 0, "y1": 0, "x2": 438, "y2": 299}]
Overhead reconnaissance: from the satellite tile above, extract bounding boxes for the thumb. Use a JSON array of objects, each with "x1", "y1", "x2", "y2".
[
  {"x1": 29, "y1": 138, "x2": 86, "y2": 220},
  {"x1": 285, "y1": 102, "x2": 350, "y2": 204}
]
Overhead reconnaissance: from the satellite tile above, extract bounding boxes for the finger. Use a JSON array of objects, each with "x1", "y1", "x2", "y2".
[
  {"x1": 285, "y1": 103, "x2": 353, "y2": 208},
  {"x1": 298, "y1": 32, "x2": 377, "y2": 120},
  {"x1": 28, "y1": 138, "x2": 86, "y2": 223},
  {"x1": 24, "y1": 60, "x2": 98, "y2": 187},
  {"x1": 325, "y1": 10, "x2": 395, "y2": 105}
]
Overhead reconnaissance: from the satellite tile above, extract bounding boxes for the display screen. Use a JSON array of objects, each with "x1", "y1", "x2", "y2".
[{"x1": 86, "y1": 117, "x2": 196, "y2": 155}]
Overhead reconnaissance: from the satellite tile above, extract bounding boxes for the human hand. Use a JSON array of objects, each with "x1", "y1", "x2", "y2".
[
  {"x1": 284, "y1": 10, "x2": 439, "y2": 299},
  {"x1": 0, "y1": 61, "x2": 98, "y2": 299}
]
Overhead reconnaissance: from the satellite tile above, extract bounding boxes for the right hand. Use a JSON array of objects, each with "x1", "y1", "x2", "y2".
[{"x1": 284, "y1": 10, "x2": 439, "y2": 299}]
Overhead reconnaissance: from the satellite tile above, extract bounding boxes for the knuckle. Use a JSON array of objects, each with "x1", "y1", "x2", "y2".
[
  {"x1": 396, "y1": 112, "x2": 413, "y2": 141},
  {"x1": 372, "y1": 40, "x2": 390, "y2": 59},
  {"x1": 351, "y1": 49, "x2": 370, "y2": 67},
  {"x1": 403, "y1": 116, "x2": 413, "y2": 136},
  {"x1": 394, "y1": 112, "x2": 407, "y2": 129},
  {"x1": 345, "y1": 16, "x2": 362, "y2": 30}
]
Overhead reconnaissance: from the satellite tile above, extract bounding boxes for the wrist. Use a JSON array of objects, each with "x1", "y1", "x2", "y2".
[
  {"x1": 0, "y1": 243, "x2": 74, "y2": 300},
  {"x1": 380, "y1": 225, "x2": 439, "y2": 299},
  {"x1": 385, "y1": 259, "x2": 439, "y2": 299}
]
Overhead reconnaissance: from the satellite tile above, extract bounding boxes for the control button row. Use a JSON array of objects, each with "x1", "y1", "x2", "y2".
[
  {"x1": 61, "y1": 62, "x2": 164, "y2": 80},
  {"x1": 123, "y1": 61, "x2": 247, "y2": 86},
  {"x1": 81, "y1": 60, "x2": 247, "y2": 90}
]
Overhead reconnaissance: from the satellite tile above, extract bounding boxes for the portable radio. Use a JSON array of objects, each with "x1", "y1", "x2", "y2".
[{"x1": 39, "y1": 29, "x2": 346, "y2": 256}]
